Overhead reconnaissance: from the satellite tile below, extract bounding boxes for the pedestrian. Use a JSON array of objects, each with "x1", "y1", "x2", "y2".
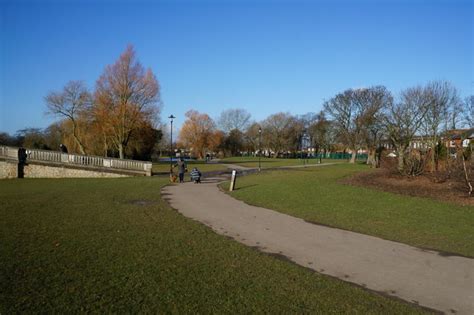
[
  {"x1": 59, "y1": 144, "x2": 68, "y2": 153},
  {"x1": 174, "y1": 157, "x2": 187, "y2": 183},
  {"x1": 190, "y1": 167, "x2": 201, "y2": 183}
]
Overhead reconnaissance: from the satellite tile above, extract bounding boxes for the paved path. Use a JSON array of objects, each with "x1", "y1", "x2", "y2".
[{"x1": 162, "y1": 177, "x2": 474, "y2": 314}]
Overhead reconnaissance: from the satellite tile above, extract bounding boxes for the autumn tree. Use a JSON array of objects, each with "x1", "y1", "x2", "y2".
[
  {"x1": 94, "y1": 45, "x2": 160, "y2": 159},
  {"x1": 179, "y1": 110, "x2": 218, "y2": 159},
  {"x1": 217, "y1": 108, "x2": 252, "y2": 133},
  {"x1": 45, "y1": 80, "x2": 91, "y2": 154}
]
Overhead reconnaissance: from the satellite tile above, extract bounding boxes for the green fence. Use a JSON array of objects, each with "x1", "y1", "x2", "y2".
[{"x1": 312, "y1": 153, "x2": 368, "y2": 160}]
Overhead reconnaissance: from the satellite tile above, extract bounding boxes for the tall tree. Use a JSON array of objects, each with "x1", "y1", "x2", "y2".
[
  {"x1": 94, "y1": 45, "x2": 160, "y2": 159},
  {"x1": 243, "y1": 122, "x2": 262, "y2": 155},
  {"x1": 308, "y1": 111, "x2": 331, "y2": 158},
  {"x1": 464, "y1": 95, "x2": 474, "y2": 128},
  {"x1": 422, "y1": 80, "x2": 460, "y2": 170},
  {"x1": 385, "y1": 86, "x2": 431, "y2": 172},
  {"x1": 45, "y1": 80, "x2": 91, "y2": 154},
  {"x1": 179, "y1": 110, "x2": 218, "y2": 159},
  {"x1": 324, "y1": 89, "x2": 365, "y2": 163},
  {"x1": 261, "y1": 112, "x2": 294, "y2": 157},
  {"x1": 223, "y1": 129, "x2": 244, "y2": 156},
  {"x1": 217, "y1": 108, "x2": 252, "y2": 133},
  {"x1": 353, "y1": 86, "x2": 392, "y2": 167}
]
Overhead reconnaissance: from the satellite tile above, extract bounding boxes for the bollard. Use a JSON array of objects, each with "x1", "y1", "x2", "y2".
[{"x1": 229, "y1": 170, "x2": 237, "y2": 191}]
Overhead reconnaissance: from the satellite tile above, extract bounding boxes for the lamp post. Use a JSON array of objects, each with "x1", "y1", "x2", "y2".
[
  {"x1": 303, "y1": 129, "x2": 307, "y2": 167},
  {"x1": 168, "y1": 115, "x2": 175, "y2": 174},
  {"x1": 258, "y1": 127, "x2": 262, "y2": 172}
]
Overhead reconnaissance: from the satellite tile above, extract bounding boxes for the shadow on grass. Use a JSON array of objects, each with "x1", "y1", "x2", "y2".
[{"x1": 235, "y1": 184, "x2": 259, "y2": 190}]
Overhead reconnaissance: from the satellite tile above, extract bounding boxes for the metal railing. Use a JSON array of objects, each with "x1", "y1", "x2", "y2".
[{"x1": 0, "y1": 146, "x2": 152, "y2": 176}]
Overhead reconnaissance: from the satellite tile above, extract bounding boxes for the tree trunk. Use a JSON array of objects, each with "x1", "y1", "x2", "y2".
[
  {"x1": 366, "y1": 148, "x2": 377, "y2": 168},
  {"x1": 72, "y1": 123, "x2": 86, "y2": 155},
  {"x1": 431, "y1": 137, "x2": 438, "y2": 172},
  {"x1": 102, "y1": 132, "x2": 108, "y2": 157},
  {"x1": 118, "y1": 143, "x2": 124, "y2": 159},
  {"x1": 350, "y1": 151, "x2": 357, "y2": 164},
  {"x1": 462, "y1": 152, "x2": 473, "y2": 196},
  {"x1": 397, "y1": 149, "x2": 405, "y2": 173}
]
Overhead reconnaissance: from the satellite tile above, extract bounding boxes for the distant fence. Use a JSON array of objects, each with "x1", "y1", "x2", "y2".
[
  {"x1": 312, "y1": 153, "x2": 368, "y2": 160},
  {"x1": 0, "y1": 146, "x2": 152, "y2": 176}
]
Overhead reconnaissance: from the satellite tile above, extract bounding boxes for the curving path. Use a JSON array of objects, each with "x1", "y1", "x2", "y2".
[{"x1": 162, "y1": 176, "x2": 474, "y2": 315}]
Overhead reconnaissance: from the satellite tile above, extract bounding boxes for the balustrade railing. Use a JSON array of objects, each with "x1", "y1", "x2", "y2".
[{"x1": 0, "y1": 146, "x2": 152, "y2": 176}]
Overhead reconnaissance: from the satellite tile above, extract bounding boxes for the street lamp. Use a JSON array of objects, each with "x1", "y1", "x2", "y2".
[
  {"x1": 258, "y1": 127, "x2": 262, "y2": 172},
  {"x1": 303, "y1": 129, "x2": 307, "y2": 167},
  {"x1": 168, "y1": 115, "x2": 175, "y2": 174}
]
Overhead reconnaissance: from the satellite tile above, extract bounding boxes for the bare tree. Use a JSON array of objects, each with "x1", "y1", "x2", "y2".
[
  {"x1": 94, "y1": 45, "x2": 160, "y2": 159},
  {"x1": 385, "y1": 86, "x2": 431, "y2": 173},
  {"x1": 45, "y1": 81, "x2": 91, "y2": 154},
  {"x1": 261, "y1": 112, "x2": 294, "y2": 157},
  {"x1": 243, "y1": 122, "x2": 261, "y2": 154},
  {"x1": 350, "y1": 86, "x2": 392, "y2": 167},
  {"x1": 324, "y1": 89, "x2": 369, "y2": 163},
  {"x1": 217, "y1": 108, "x2": 252, "y2": 134},
  {"x1": 308, "y1": 111, "x2": 331, "y2": 161},
  {"x1": 422, "y1": 80, "x2": 460, "y2": 171},
  {"x1": 464, "y1": 95, "x2": 474, "y2": 128}
]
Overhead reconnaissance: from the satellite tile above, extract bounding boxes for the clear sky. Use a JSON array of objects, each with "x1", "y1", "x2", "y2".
[{"x1": 1, "y1": 0, "x2": 473, "y2": 134}]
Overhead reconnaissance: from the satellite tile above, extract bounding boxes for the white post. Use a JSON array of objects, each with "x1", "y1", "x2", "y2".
[{"x1": 229, "y1": 170, "x2": 237, "y2": 191}]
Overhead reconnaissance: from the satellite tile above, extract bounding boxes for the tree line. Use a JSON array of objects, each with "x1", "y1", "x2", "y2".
[
  {"x1": 178, "y1": 83, "x2": 472, "y2": 167},
  {"x1": 0, "y1": 44, "x2": 472, "y2": 176}
]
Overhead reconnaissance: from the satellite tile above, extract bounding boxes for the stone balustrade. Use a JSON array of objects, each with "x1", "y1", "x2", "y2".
[{"x1": 0, "y1": 146, "x2": 152, "y2": 176}]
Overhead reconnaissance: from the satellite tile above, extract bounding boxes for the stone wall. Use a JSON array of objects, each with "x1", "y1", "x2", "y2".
[
  {"x1": 0, "y1": 160, "x2": 18, "y2": 179},
  {"x1": 0, "y1": 159, "x2": 129, "y2": 179}
]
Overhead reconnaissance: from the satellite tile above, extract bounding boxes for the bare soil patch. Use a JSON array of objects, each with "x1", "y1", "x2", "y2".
[{"x1": 341, "y1": 168, "x2": 474, "y2": 207}]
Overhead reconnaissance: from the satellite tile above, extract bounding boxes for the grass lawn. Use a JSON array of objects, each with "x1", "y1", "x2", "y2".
[
  {"x1": 0, "y1": 177, "x2": 428, "y2": 313},
  {"x1": 152, "y1": 160, "x2": 227, "y2": 173},
  {"x1": 222, "y1": 156, "x2": 344, "y2": 168},
  {"x1": 226, "y1": 164, "x2": 474, "y2": 257}
]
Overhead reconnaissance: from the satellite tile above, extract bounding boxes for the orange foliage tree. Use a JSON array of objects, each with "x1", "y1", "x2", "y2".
[
  {"x1": 179, "y1": 110, "x2": 221, "y2": 159},
  {"x1": 94, "y1": 45, "x2": 160, "y2": 159}
]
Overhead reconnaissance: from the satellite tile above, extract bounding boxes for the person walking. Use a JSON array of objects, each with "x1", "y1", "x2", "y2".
[{"x1": 174, "y1": 158, "x2": 187, "y2": 183}]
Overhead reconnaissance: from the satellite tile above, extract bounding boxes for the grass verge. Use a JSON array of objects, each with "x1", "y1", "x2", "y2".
[
  {"x1": 0, "y1": 177, "x2": 429, "y2": 313},
  {"x1": 222, "y1": 156, "x2": 344, "y2": 168},
  {"x1": 225, "y1": 164, "x2": 474, "y2": 257}
]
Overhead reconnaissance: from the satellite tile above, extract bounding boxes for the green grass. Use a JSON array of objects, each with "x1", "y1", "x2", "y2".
[
  {"x1": 226, "y1": 164, "x2": 474, "y2": 257},
  {"x1": 0, "y1": 177, "x2": 429, "y2": 313},
  {"x1": 222, "y1": 156, "x2": 344, "y2": 168},
  {"x1": 152, "y1": 160, "x2": 227, "y2": 173}
]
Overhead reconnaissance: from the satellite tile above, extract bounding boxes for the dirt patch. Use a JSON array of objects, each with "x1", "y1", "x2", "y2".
[
  {"x1": 128, "y1": 199, "x2": 158, "y2": 206},
  {"x1": 341, "y1": 168, "x2": 474, "y2": 207}
]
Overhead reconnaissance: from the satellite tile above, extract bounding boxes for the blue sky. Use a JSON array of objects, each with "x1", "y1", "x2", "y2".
[{"x1": 1, "y1": 0, "x2": 473, "y2": 134}]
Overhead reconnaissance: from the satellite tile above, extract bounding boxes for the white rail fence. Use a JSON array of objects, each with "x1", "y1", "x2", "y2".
[{"x1": 0, "y1": 146, "x2": 152, "y2": 176}]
